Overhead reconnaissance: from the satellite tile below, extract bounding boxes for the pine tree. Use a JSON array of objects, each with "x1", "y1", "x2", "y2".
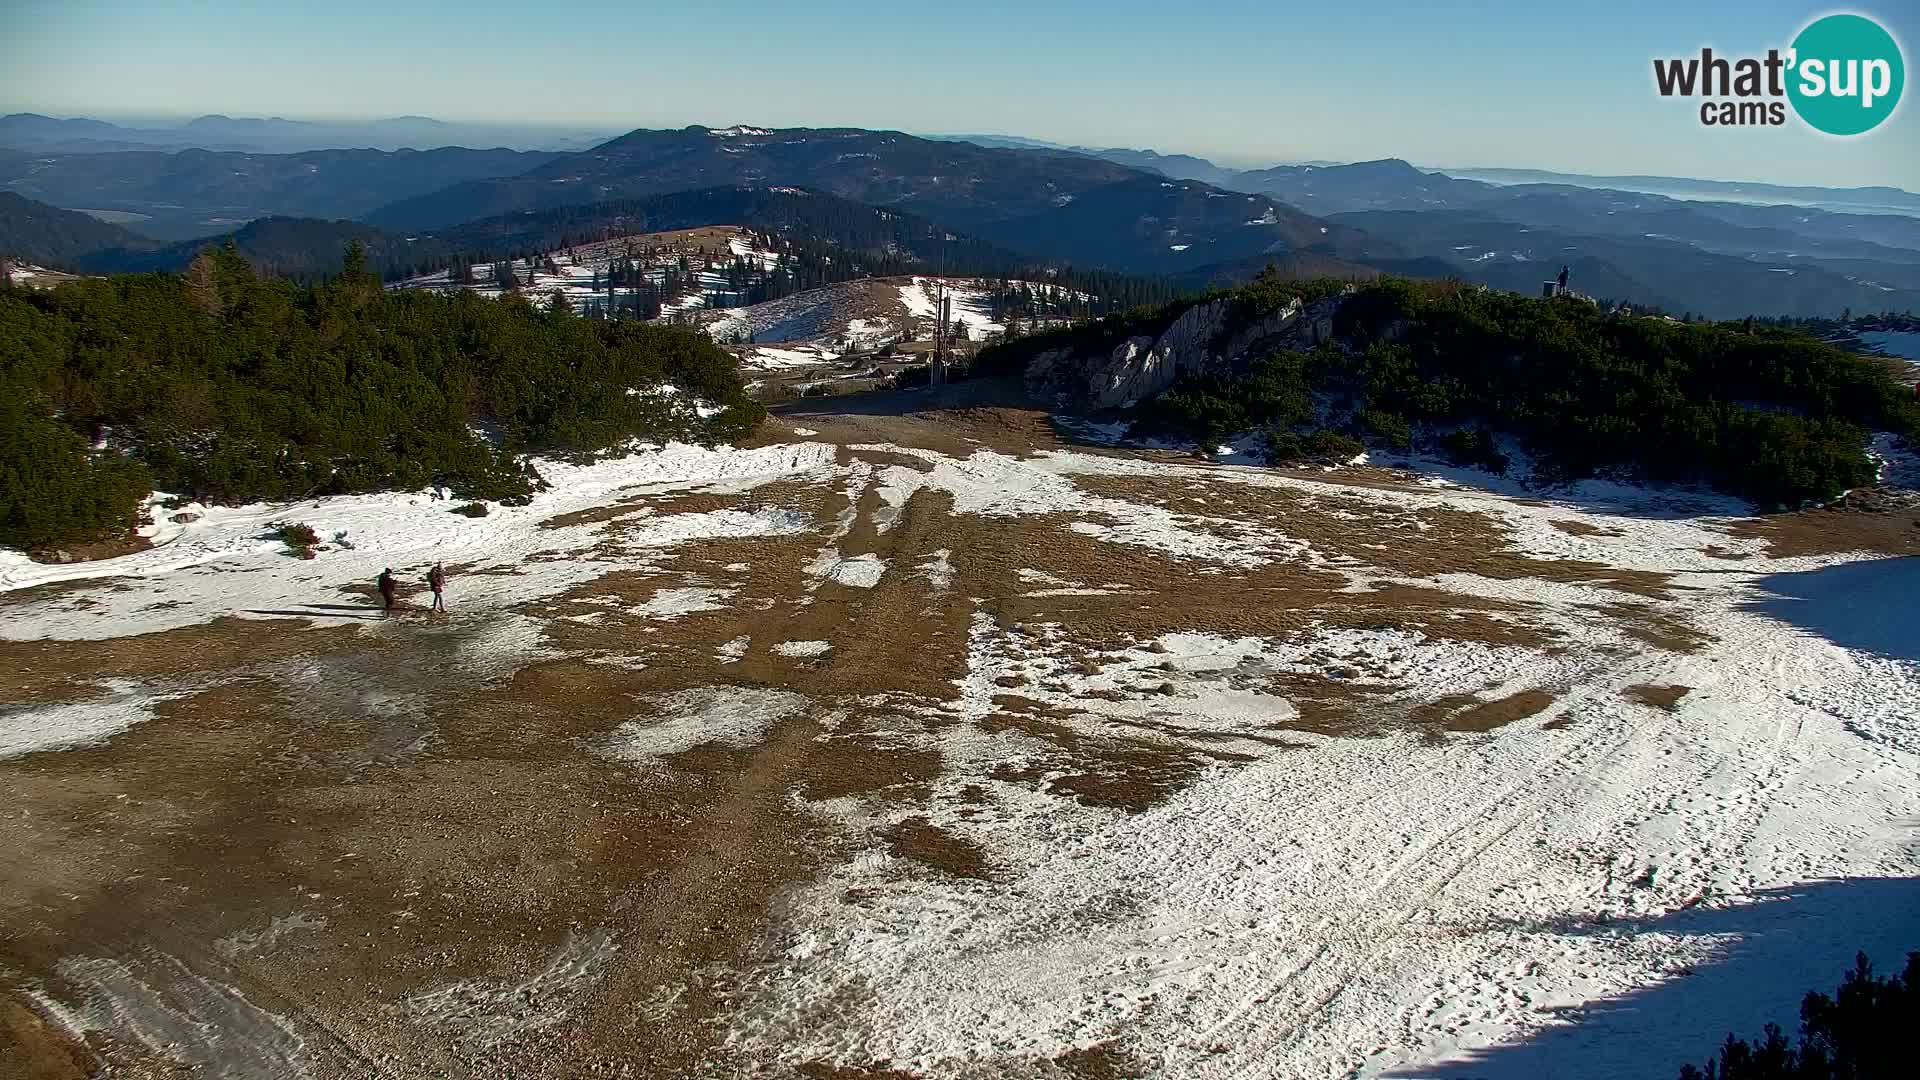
[{"x1": 184, "y1": 250, "x2": 224, "y2": 316}]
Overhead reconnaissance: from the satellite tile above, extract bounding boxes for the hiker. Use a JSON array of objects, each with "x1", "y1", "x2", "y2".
[
  {"x1": 428, "y1": 562, "x2": 447, "y2": 612},
  {"x1": 1557, "y1": 265, "x2": 1569, "y2": 292},
  {"x1": 377, "y1": 568, "x2": 397, "y2": 614}
]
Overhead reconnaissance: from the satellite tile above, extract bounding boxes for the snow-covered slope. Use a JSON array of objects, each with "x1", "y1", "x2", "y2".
[
  {"x1": 895, "y1": 276, "x2": 1005, "y2": 341},
  {"x1": 700, "y1": 275, "x2": 1086, "y2": 360}
]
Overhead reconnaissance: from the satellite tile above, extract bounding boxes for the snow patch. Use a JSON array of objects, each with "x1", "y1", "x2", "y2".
[
  {"x1": 403, "y1": 931, "x2": 617, "y2": 1052},
  {"x1": 628, "y1": 586, "x2": 732, "y2": 619},
  {"x1": 605, "y1": 686, "x2": 809, "y2": 760},
  {"x1": 0, "y1": 680, "x2": 194, "y2": 759},
  {"x1": 31, "y1": 954, "x2": 317, "y2": 1077},
  {"x1": 773, "y1": 640, "x2": 833, "y2": 658},
  {"x1": 809, "y1": 552, "x2": 887, "y2": 588},
  {"x1": 0, "y1": 441, "x2": 834, "y2": 641}
]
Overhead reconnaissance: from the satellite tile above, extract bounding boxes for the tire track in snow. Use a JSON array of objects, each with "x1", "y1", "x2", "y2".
[
  {"x1": 1184, "y1": 650, "x2": 1672, "y2": 1077},
  {"x1": 1199, "y1": 589, "x2": 1911, "y2": 1078}
]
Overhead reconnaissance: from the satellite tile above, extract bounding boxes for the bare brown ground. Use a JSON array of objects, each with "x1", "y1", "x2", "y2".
[
  {"x1": 1552, "y1": 520, "x2": 1622, "y2": 538},
  {"x1": 0, "y1": 618, "x2": 367, "y2": 704},
  {"x1": 1726, "y1": 501, "x2": 1920, "y2": 558},
  {"x1": 1055, "y1": 1042, "x2": 1153, "y2": 1078},
  {"x1": 0, "y1": 638, "x2": 942, "y2": 1077},
  {"x1": 747, "y1": 405, "x2": 1063, "y2": 461},
  {"x1": 538, "y1": 489, "x2": 744, "y2": 531},
  {"x1": 0, "y1": 997, "x2": 92, "y2": 1080},
  {"x1": 1407, "y1": 687, "x2": 1560, "y2": 741},
  {"x1": 1072, "y1": 475, "x2": 1677, "y2": 600},
  {"x1": 1444, "y1": 689, "x2": 1557, "y2": 733},
  {"x1": 0, "y1": 577, "x2": 132, "y2": 610},
  {"x1": 0, "y1": 397, "x2": 1722, "y2": 1078},
  {"x1": 796, "y1": 1063, "x2": 919, "y2": 1080},
  {"x1": 982, "y1": 704, "x2": 1224, "y2": 813},
  {"x1": 888, "y1": 816, "x2": 993, "y2": 880},
  {"x1": 1590, "y1": 602, "x2": 1714, "y2": 654},
  {"x1": 1625, "y1": 683, "x2": 1693, "y2": 711}
]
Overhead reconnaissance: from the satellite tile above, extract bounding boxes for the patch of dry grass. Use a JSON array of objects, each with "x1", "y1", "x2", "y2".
[
  {"x1": 1593, "y1": 602, "x2": 1713, "y2": 654},
  {"x1": 1551, "y1": 520, "x2": 1623, "y2": 538},
  {"x1": 1624, "y1": 683, "x2": 1692, "y2": 711},
  {"x1": 888, "y1": 816, "x2": 992, "y2": 880},
  {"x1": 1410, "y1": 688, "x2": 1556, "y2": 736},
  {"x1": 1727, "y1": 504, "x2": 1920, "y2": 558},
  {"x1": 1073, "y1": 475, "x2": 1677, "y2": 600}
]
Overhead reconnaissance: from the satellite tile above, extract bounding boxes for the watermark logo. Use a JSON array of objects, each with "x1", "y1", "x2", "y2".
[
  {"x1": 1653, "y1": 12, "x2": 1904, "y2": 134},
  {"x1": 1789, "y1": 14, "x2": 1904, "y2": 134}
]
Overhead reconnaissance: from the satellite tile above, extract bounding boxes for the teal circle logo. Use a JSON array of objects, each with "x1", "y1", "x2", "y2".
[{"x1": 1788, "y1": 14, "x2": 1904, "y2": 135}]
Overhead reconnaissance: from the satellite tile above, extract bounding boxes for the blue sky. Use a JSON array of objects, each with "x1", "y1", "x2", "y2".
[{"x1": 3, "y1": 0, "x2": 1915, "y2": 189}]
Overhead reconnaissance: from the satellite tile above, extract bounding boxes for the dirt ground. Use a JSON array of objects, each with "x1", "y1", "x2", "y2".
[{"x1": 0, "y1": 387, "x2": 1866, "y2": 1079}]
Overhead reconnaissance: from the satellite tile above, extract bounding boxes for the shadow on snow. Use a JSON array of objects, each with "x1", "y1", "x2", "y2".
[
  {"x1": 1740, "y1": 557, "x2": 1920, "y2": 664},
  {"x1": 1391, "y1": 875, "x2": 1920, "y2": 1080},
  {"x1": 244, "y1": 606, "x2": 385, "y2": 620}
]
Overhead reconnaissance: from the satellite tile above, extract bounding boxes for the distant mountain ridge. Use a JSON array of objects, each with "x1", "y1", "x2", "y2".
[
  {"x1": 365, "y1": 126, "x2": 1393, "y2": 280},
  {"x1": 930, "y1": 135, "x2": 1920, "y2": 216},
  {"x1": 1438, "y1": 166, "x2": 1920, "y2": 215},
  {"x1": 925, "y1": 134, "x2": 1246, "y2": 186},
  {"x1": 362, "y1": 124, "x2": 1149, "y2": 232},
  {"x1": 8, "y1": 115, "x2": 1917, "y2": 320}
]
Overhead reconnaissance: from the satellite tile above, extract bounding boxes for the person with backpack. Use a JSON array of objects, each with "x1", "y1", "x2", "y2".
[
  {"x1": 377, "y1": 568, "x2": 398, "y2": 614},
  {"x1": 428, "y1": 562, "x2": 447, "y2": 613}
]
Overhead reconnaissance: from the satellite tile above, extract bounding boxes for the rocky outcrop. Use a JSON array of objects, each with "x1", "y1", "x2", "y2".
[{"x1": 1026, "y1": 293, "x2": 1345, "y2": 411}]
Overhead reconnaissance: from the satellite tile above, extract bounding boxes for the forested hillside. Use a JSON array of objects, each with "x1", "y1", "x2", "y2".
[
  {"x1": 55, "y1": 188, "x2": 1187, "y2": 317},
  {"x1": 418, "y1": 188, "x2": 1186, "y2": 315},
  {"x1": 362, "y1": 125, "x2": 1143, "y2": 231},
  {"x1": 980, "y1": 275, "x2": 1920, "y2": 507},
  {"x1": 970, "y1": 176, "x2": 1383, "y2": 274},
  {"x1": 0, "y1": 244, "x2": 763, "y2": 550},
  {"x1": 80, "y1": 215, "x2": 459, "y2": 280},
  {"x1": 0, "y1": 191, "x2": 157, "y2": 265}
]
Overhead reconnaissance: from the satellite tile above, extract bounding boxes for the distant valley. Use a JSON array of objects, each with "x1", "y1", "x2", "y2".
[{"x1": 0, "y1": 145, "x2": 559, "y2": 240}]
